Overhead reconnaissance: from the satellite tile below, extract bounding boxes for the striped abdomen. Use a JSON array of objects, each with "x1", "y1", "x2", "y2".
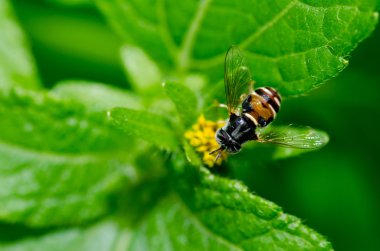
[{"x1": 241, "y1": 87, "x2": 281, "y2": 127}]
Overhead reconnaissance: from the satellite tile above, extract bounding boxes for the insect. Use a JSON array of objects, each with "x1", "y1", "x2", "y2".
[{"x1": 210, "y1": 46, "x2": 326, "y2": 161}]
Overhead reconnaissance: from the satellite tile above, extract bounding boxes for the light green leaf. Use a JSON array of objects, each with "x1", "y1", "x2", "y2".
[
  {"x1": 0, "y1": 88, "x2": 132, "y2": 227},
  {"x1": 0, "y1": 220, "x2": 124, "y2": 251},
  {"x1": 108, "y1": 107, "x2": 178, "y2": 150},
  {"x1": 163, "y1": 81, "x2": 199, "y2": 129},
  {"x1": 95, "y1": 0, "x2": 378, "y2": 97},
  {"x1": 129, "y1": 167, "x2": 333, "y2": 250},
  {"x1": 183, "y1": 140, "x2": 202, "y2": 167},
  {"x1": 0, "y1": 0, "x2": 40, "y2": 89},
  {"x1": 52, "y1": 80, "x2": 142, "y2": 112},
  {"x1": 121, "y1": 45, "x2": 163, "y2": 91}
]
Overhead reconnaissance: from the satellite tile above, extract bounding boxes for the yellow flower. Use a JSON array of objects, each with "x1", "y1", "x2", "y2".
[{"x1": 185, "y1": 115, "x2": 228, "y2": 167}]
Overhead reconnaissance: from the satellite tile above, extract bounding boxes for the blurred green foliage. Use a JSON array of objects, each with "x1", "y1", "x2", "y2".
[{"x1": 0, "y1": 0, "x2": 379, "y2": 250}]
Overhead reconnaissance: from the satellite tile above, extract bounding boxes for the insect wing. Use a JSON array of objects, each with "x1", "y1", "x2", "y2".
[
  {"x1": 256, "y1": 125, "x2": 329, "y2": 149},
  {"x1": 224, "y1": 46, "x2": 252, "y2": 115}
]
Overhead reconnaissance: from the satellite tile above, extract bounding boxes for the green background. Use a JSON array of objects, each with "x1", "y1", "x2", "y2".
[{"x1": 7, "y1": 0, "x2": 380, "y2": 250}]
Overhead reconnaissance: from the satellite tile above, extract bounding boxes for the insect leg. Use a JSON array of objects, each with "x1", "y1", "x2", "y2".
[
  {"x1": 248, "y1": 80, "x2": 255, "y2": 93},
  {"x1": 206, "y1": 100, "x2": 228, "y2": 111},
  {"x1": 215, "y1": 150, "x2": 223, "y2": 162},
  {"x1": 209, "y1": 146, "x2": 223, "y2": 155},
  {"x1": 239, "y1": 93, "x2": 248, "y2": 103}
]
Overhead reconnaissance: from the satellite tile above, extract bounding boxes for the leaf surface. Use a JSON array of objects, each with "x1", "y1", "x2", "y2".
[
  {"x1": 163, "y1": 81, "x2": 199, "y2": 129},
  {"x1": 95, "y1": 0, "x2": 378, "y2": 96},
  {"x1": 0, "y1": 0, "x2": 40, "y2": 89},
  {"x1": 0, "y1": 88, "x2": 132, "y2": 227},
  {"x1": 108, "y1": 107, "x2": 178, "y2": 150},
  {"x1": 0, "y1": 220, "x2": 122, "y2": 251},
  {"x1": 128, "y1": 167, "x2": 333, "y2": 250},
  {"x1": 52, "y1": 80, "x2": 142, "y2": 112}
]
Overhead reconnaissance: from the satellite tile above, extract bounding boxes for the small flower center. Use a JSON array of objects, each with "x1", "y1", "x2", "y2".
[{"x1": 185, "y1": 115, "x2": 228, "y2": 167}]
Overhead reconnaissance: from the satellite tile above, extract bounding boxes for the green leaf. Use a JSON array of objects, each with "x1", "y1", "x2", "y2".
[
  {"x1": 183, "y1": 139, "x2": 202, "y2": 167},
  {"x1": 0, "y1": 0, "x2": 40, "y2": 89},
  {"x1": 0, "y1": 220, "x2": 123, "y2": 251},
  {"x1": 129, "y1": 167, "x2": 333, "y2": 250},
  {"x1": 43, "y1": 0, "x2": 92, "y2": 7},
  {"x1": 121, "y1": 45, "x2": 164, "y2": 91},
  {"x1": 0, "y1": 88, "x2": 132, "y2": 227},
  {"x1": 128, "y1": 195, "x2": 240, "y2": 251},
  {"x1": 163, "y1": 81, "x2": 199, "y2": 129},
  {"x1": 52, "y1": 80, "x2": 142, "y2": 112},
  {"x1": 108, "y1": 107, "x2": 178, "y2": 150},
  {"x1": 95, "y1": 0, "x2": 378, "y2": 97}
]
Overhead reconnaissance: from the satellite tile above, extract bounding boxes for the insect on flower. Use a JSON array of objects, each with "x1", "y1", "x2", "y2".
[
  {"x1": 184, "y1": 115, "x2": 228, "y2": 167},
  {"x1": 210, "y1": 46, "x2": 327, "y2": 161}
]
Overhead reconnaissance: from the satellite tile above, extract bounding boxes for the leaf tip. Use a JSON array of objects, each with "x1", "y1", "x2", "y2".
[
  {"x1": 373, "y1": 12, "x2": 379, "y2": 20},
  {"x1": 121, "y1": 45, "x2": 163, "y2": 90},
  {"x1": 106, "y1": 110, "x2": 112, "y2": 119},
  {"x1": 339, "y1": 57, "x2": 349, "y2": 66}
]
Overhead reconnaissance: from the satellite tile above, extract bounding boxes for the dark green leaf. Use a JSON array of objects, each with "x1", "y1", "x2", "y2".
[
  {"x1": 108, "y1": 107, "x2": 178, "y2": 150},
  {"x1": 163, "y1": 81, "x2": 199, "y2": 128},
  {"x1": 128, "y1": 195, "x2": 241, "y2": 250},
  {"x1": 129, "y1": 167, "x2": 333, "y2": 250},
  {"x1": 95, "y1": 0, "x2": 378, "y2": 97},
  {"x1": 0, "y1": 0, "x2": 40, "y2": 88},
  {"x1": 43, "y1": 0, "x2": 91, "y2": 7}
]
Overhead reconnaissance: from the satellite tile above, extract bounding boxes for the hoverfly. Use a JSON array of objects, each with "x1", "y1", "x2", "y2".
[{"x1": 210, "y1": 46, "x2": 327, "y2": 161}]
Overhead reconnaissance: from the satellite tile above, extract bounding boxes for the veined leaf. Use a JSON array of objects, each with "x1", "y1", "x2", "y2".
[
  {"x1": 0, "y1": 88, "x2": 132, "y2": 227},
  {"x1": 163, "y1": 81, "x2": 199, "y2": 129},
  {"x1": 128, "y1": 167, "x2": 333, "y2": 250},
  {"x1": 0, "y1": 220, "x2": 123, "y2": 251},
  {"x1": 128, "y1": 195, "x2": 240, "y2": 251},
  {"x1": 0, "y1": 0, "x2": 40, "y2": 89},
  {"x1": 52, "y1": 80, "x2": 142, "y2": 112},
  {"x1": 95, "y1": 0, "x2": 378, "y2": 97},
  {"x1": 108, "y1": 107, "x2": 178, "y2": 150}
]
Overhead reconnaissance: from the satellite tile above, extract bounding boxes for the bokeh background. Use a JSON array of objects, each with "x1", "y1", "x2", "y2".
[{"x1": 8, "y1": 0, "x2": 380, "y2": 250}]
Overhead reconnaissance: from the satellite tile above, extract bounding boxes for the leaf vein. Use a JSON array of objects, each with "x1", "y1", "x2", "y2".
[
  {"x1": 239, "y1": 0, "x2": 298, "y2": 49},
  {"x1": 178, "y1": 0, "x2": 213, "y2": 71},
  {"x1": 175, "y1": 194, "x2": 243, "y2": 251},
  {"x1": 157, "y1": 0, "x2": 179, "y2": 63}
]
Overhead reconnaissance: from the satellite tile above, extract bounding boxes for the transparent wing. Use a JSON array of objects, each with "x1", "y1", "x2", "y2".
[
  {"x1": 256, "y1": 125, "x2": 329, "y2": 149},
  {"x1": 224, "y1": 46, "x2": 252, "y2": 115}
]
